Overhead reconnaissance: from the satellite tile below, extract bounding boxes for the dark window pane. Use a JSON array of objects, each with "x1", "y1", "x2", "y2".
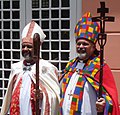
[
  {"x1": 4, "y1": 80, "x2": 9, "y2": 88},
  {"x1": 3, "y1": 11, "x2": 10, "y2": 19},
  {"x1": 51, "y1": 52, "x2": 59, "y2": 60},
  {"x1": 0, "y1": 61, "x2": 2, "y2": 68},
  {"x1": 0, "y1": 51, "x2": 2, "y2": 59},
  {"x1": 61, "y1": 31, "x2": 69, "y2": 40},
  {"x1": 41, "y1": 0, "x2": 49, "y2": 8},
  {"x1": 0, "y1": 70, "x2": 2, "y2": 78},
  {"x1": 13, "y1": 41, "x2": 20, "y2": 49},
  {"x1": 4, "y1": 61, "x2": 11, "y2": 69},
  {"x1": 0, "y1": 1, "x2": 1, "y2": 9},
  {"x1": 51, "y1": 10, "x2": 59, "y2": 18},
  {"x1": 52, "y1": 62, "x2": 59, "y2": 69},
  {"x1": 3, "y1": 1, "x2": 10, "y2": 9},
  {"x1": 0, "y1": 21, "x2": 1, "y2": 29},
  {"x1": 12, "y1": 11, "x2": 20, "y2": 19},
  {"x1": 41, "y1": 10, "x2": 49, "y2": 19},
  {"x1": 51, "y1": 21, "x2": 59, "y2": 29},
  {"x1": 51, "y1": 31, "x2": 59, "y2": 40},
  {"x1": 51, "y1": 0, "x2": 59, "y2": 7},
  {"x1": 61, "y1": 10, "x2": 69, "y2": 18},
  {"x1": 12, "y1": 1, "x2": 20, "y2": 9},
  {"x1": 32, "y1": 11, "x2": 39, "y2": 19},
  {"x1": 51, "y1": 42, "x2": 59, "y2": 50},
  {"x1": 61, "y1": 0, "x2": 70, "y2": 7},
  {"x1": 0, "y1": 90, "x2": 2, "y2": 97},
  {"x1": 44, "y1": 31, "x2": 49, "y2": 40},
  {"x1": 61, "y1": 20, "x2": 70, "y2": 29},
  {"x1": 41, "y1": 21, "x2": 49, "y2": 29},
  {"x1": 61, "y1": 52, "x2": 69, "y2": 60},
  {"x1": 42, "y1": 52, "x2": 49, "y2": 60},
  {"x1": 3, "y1": 21, "x2": 10, "y2": 29},
  {"x1": 32, "y1": 0, "x2": 39, "y2": 8},
  {"x1": 0, "y1": 99, "x2": 3, "y2": 106},
  {"x1": 0, "y1": 21, "x2": 2, "y2": 29},
  {"x1": 42, "y1": 42, "x2": 49, "y2": 50},
  {"x1": 0, "y1": 11, "x2": 1, "y2": 19},
  {"x1": 0, "y1": 80, "x2": 2, "y2": 88},
  {"x1": 0, "y1": 31, "x2": 1, "y2": 39},
  {"x1": 13, "y1": 51, "x2": 20, "y2": 59},
  {"x1": 35, "y1": 21, "x2": 39, "y2": 25},
  {"x1": 0, "y1": 41, "x2": 1, "y2": 49},
  {"x1": 12, "y1": 21, "x2": 19, "y2": 29},
  {"x1": 12, "y1": 31, "x2": 20, "y2": 39},
  {"x1": 4, "y1": 51, "x2": 11, "y2": 59},
  {"x1": 61, "y1": 42, "x2": 69, "y2": 50},
  {"x1": 61, "y1": 62, "x2": 67, "y2": 70},
  {"x1": 4, "y1": 31, "x2": 10, "y2": 39},
  {"x1": 4, "y1": 41, "x2": 11, "y2": 49}
]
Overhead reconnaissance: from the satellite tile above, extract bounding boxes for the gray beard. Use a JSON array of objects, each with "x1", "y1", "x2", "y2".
[
  {"x1": 23, "y1": 53, "x2": 32, "y2": 61},
  {"x1": 78, "y1": 52, "x2": 87, "y2": 60}
]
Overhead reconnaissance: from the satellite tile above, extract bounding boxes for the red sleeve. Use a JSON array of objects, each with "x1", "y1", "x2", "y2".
[{"x1": 95, "y1": 64, "x2": 120, "y2": 115}]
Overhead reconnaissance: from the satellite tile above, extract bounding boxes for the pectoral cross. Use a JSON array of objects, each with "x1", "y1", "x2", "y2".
[{"x1": 68, "y1": 90, "x2": 73, "y2": 100}]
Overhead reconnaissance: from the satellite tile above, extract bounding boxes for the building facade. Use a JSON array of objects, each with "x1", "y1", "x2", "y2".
[{"x1": 0, "y1": 0, "x2": 120, "y2": 111}]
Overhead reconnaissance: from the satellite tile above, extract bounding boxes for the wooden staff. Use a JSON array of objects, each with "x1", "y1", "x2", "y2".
[
  {"x1": 92, "y1": 2, "x2": 115, "y2": 115},
  {"x1": 33, "y1": 33, "x2": 40, "y2": 115}
]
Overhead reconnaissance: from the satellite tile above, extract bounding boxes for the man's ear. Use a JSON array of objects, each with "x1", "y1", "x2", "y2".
[
  {"x1": 93, "y1": 44, "x2": 96, "y2": 49},
  {"x1": 91, "y1": 44, "x2": 96, "y2": 52}
]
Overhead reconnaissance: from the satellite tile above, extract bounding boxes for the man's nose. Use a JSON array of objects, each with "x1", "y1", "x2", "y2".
[
  {"x1": 79, "y1": 44, "x2": 84, "y2": 48},
  {"x1": 24, "y1": 46, "x2": 28, "y2": 50}
]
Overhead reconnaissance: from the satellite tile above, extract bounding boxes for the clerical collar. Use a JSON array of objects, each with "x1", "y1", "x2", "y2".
[
  {"x1": 23, "y1": 60, "x2": 35, "y2": 66},
  {"x1": 76, "y1": 61, "x2": 85, "y2": 70}
]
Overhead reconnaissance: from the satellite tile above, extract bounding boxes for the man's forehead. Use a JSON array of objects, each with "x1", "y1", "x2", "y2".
[
  {"x1": 77, "y1": 38, "x2": 90, "y2": 43},
  {"x1": 22, "y1": 42, "x2": 33, "y2": 46},
  {"x1": 76, "y1": 38, "x2": 95, "y2": 45}
]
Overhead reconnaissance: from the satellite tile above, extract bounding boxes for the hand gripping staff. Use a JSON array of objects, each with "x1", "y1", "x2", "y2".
[{"x1": 92, "y1": 2, "x2": 115, "y2": 115}]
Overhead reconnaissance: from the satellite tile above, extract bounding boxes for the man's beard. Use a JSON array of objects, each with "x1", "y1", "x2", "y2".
[
  {"x1": 78, "y1": 52, "x2": 87, "y2": 60},
  {"x1": 22, "y1": 50, "x2": 32, "y2": 61}
]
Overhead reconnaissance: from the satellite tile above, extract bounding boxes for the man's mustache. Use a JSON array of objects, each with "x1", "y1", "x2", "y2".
[
  {"x1": 77, "y1": 48, "x2": 86, "y2": 53},
  {"x1": 22, "y1": 50, "x2": 31, "y2": 57}
]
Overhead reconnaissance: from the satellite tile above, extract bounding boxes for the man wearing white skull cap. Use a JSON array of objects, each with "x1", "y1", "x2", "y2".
[{"x1": 1, "y1": 21, "x2": 60, "y2": 115}]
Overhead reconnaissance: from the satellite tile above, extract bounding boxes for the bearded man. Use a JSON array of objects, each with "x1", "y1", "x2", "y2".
[
  {"x1": 60, "y1": 12, "x2": 120, "y2": 115},
  {"x1": 1, "y1": 21, "x2": 60, "y2": 115}
]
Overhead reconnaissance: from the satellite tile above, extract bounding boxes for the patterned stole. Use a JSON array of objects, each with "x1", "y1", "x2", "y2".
[
  {"x1": 10, "y1": 75, "x2": 42, "y2": 115},
  {"x1": 60, "y1": 55, "x2": 101, "y2": 114},
  {"x1": 61, "y1": 55, "x2": 113, "y2": 115},
  {"x1": 10, "y1": 79, "x2": 50, "y2": 115},
  {"x1": 31, "y1": 81, "x2": 36, "y2": 115},
  {"x1": 10, "y1": 77, "x2": 36, "y2": 115},
  {"x1": 70, "y1": 74, "x2": 87, "y2": 114},
  {"x1": 10, "y1": 77, "x2": 22, "y2": 115}
]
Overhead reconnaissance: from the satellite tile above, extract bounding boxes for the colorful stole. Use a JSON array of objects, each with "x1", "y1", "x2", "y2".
[
  {"x1": 60, "y1": 55, "x2": 113, "y2": 115},
  {"x1": 10, "y1": 75, "x2": 50, "y2": 115},
  {"x1": 10, "y1": 77, "x2": 36, "y2": 115},
  {"x1": 31, "y1": 81, "x2": 36, "y2": 115},
  {"x1": 10, "y1": 77, "x2": 22, "y2": 115}
]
